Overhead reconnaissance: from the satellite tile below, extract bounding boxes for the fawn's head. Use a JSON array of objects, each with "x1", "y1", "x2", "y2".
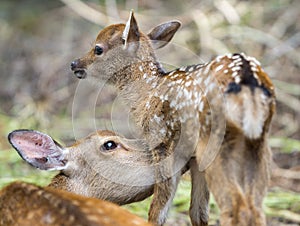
[
  {"x1": 71, "y1": 11, "x2": 180, "y2": 81},
  {"x1": 8, "y1": 129, "x2": 154, "y2": 204}
]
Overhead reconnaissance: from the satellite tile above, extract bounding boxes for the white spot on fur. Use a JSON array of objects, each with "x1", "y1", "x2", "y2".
[
  {"x1": 228, "y1": 62, "x2": 235, "y2": 68},
  {"x1": 159, "y1": 128, "x2": 166, "y2": 135},
  {"x1": 205, "y1": 116, "x2": 210, "y2": 125},
  {"x1": 235, "y1": 76, "x2": 241, "y2": 83},
  {"x1": 139, "y1": 65, "x2": 144, "y2": 72},
  {"x1": 215, "y1": 64, "x2": 224, "y2": 72},
  {"x1": 248, "y1": 56, "x2": 261, "y2": 66},
  {"x1": 198, "y1": 101, "x2": 204, "y2": 112},
  {"x1": 232, "y1": 71, "x2": 238, "y2": 77},
  {"x1": 151, "y1": 81, "x2": 158, "y2": 88},
  {"x1": 153, "y1": 114, "x2": 162, "y2": 123},
  {"x1": 170, "y1": 100, "x2": 176, "y2": 108},
  {"x1": 146, "y1": 76, "x2": 155, "y2": 84},
  {"x1": 215, "y1": 55, "x2": 223, "y2": 62},
  {"x1": 185, "y1": 80, "x2": 192, "y2": 87},
  {"x1": 196, "y1": 64, "x2": 203, "y2": 69},
  {"x1": 179, "y1": 66, "x2": 187, "y2": 71},
  {"x1": 159, "y1": 94, "x2": 168, "y2": 101},
  {"x1": 146, "y1": 101, "x2": 150, "y2": 109},
  {"x1": 251, "y1": 66, "x2": 258, "y2": 72},
  {"x1": 231, "y1": 54, "x2": 240, "y2": 60},
  {"x1": 232, "y1": 66, "x2": 241, "y2": 71}
]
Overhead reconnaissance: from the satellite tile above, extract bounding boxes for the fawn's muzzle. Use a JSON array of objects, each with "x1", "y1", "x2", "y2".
[{"x1": 71, "y1": 59, "x2": 87, "y2": 79}]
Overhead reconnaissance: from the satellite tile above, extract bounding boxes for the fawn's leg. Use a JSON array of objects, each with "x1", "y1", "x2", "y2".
[
  {"x1": 242, "y1": 141, "x2": 270, "y2": 226},
  {"x1": 189, "y1": 158, "x2": 209, "y2": 226},
  {"x1": 205, "y1": 149, "x2": 249, "y2": 226},
  {"x1": 148, "y1": 173, "x2": 181, "y2": 225},
  {"x1": 204, "y1": 134, "x2": 269, "y2": 226},
  {"x1": 147, "y1": 136, "x2": 187, "y2": 226}
]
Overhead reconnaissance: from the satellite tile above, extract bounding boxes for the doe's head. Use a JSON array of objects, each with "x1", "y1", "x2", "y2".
[{"x1": 8, "y1": 129, "x2": 155, "y2": 203}]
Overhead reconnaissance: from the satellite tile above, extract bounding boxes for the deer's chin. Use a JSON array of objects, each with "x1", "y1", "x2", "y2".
[{"x1": 74, "y1": 69, "x2": 87, "y2": 79}]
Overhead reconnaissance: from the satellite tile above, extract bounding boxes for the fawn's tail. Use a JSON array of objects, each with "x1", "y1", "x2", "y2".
[{"x1": 221, "y1": 53, "x2": 275, "y2": 139}]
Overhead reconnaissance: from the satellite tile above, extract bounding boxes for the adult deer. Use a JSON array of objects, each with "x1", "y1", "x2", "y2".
[{"x1": 2, "y1": 129, "x2": 165, "y2": 226}]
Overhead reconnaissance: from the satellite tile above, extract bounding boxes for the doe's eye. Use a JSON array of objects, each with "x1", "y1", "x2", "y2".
[
  {"x1": 101, "y1": 140, "x2": 118, "y2": 151},
  {"x1": 94, "y1": 45, "x2": 103, "y2": 55}
]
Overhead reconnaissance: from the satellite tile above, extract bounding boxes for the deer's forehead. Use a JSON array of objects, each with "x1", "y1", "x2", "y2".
[{"x1": 95, "y1": 24, "x2": 125, "y2": 44}]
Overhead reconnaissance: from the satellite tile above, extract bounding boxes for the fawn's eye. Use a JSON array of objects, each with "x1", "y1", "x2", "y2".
[
  {"x1": 94, "y1": 45, "x2": 103, "y2": 55},
  {"x1": 101, "y1": 140, "x2": 118, "y2": 151}
]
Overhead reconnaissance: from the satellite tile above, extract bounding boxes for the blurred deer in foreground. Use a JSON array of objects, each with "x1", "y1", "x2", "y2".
[
  {"x1": 71, "y1": 11, "x2": 275, "y2": 226},
  {"x1": 2, "y1": 129, "x2": 160, "y2": 226},
  {"x1": 0, "y1": 181, "x2": 152, "y2": 226}
]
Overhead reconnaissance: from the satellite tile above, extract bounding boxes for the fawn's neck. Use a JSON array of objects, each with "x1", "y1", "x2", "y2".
[
  {"x1": 110, "y1": 60, "x2": 165, "y2": 90},
  {"x1": 109, "y1": 60, "x2": 181, "y2": 147}
]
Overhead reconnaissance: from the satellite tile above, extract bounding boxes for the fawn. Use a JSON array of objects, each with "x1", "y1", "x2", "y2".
[
  {"x1": 0, "y1": 181, "x2": 152, "y2": 226},
  {"x1": 71, "y1": 11, "x2": 275, "y2": 226}
]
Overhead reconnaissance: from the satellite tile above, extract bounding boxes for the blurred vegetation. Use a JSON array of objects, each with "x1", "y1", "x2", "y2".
[{"x1": 0, "y1": 0, "x2": 299, "y2": 225}]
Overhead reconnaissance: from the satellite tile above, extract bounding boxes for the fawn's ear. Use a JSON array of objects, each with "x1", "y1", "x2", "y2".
[
  {"x1": 8, "y1": 130, "x2": 67, "y2": 171},
  {"x1": 147, "y1": 21, "x2": 181, "y2": 49},
  {"x1": 122, "y1": 10, "x2": 140, "y2": 54}
]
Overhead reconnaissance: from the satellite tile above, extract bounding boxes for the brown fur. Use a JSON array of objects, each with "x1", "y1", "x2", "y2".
[
  {"x1": 205, "y1": 123, "x2": 272, "y2": 226},
  {"x1": 0, "y1": 181, "x2": 153, "y2": 226},
  {"x1": 71, "y1": 12, "x2": 275, "y2": 226},
  {"x1": 7, "y1": 129, "x2": 156, "y2": 205}
]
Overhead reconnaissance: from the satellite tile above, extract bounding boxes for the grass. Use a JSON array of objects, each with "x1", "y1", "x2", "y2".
[
  {"x1": 1, "y1": 144, "x2": 300, "y2": 225},
  {"x1": 0, "y1": 114, "x2": 299, "y2": 225},
  {"x1": 0, "y1": 148, "x2": 56, "y2": 188},
  {"x1": 270, "y1": 137, "x2": 300, "y2": 153}
]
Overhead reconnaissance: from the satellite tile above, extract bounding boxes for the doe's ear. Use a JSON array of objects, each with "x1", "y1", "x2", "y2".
[
  {"x1": 122, "y1": 10, "x2": 140, "y2": 54},
  {"x1": 8, "y1": 130, "x2": 67, "y2": 171},
  {"x1": 148, "y1": 21, "x2": 181, "y2": 49}
]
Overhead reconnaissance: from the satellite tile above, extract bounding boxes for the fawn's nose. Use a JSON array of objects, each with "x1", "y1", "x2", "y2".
[
  {"x1": 70, "y1": 60, "x2": 80, "y2": 71},
  {"x1": 71, "y1": 59, "x2": 87, "y2": 79}
]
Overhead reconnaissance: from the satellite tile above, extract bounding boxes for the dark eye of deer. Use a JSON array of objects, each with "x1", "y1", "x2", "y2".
[
  {"x1": 102, "y1": 141, "x2": 118, "y2": 151},
  {"x1": 94, "y1": 45, "x2": 103, "y2": 55}
]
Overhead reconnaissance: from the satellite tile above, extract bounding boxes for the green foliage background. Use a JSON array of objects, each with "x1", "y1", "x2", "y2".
[{"x1": 0, "y1": 0, "x2": 299, "y2": 225}]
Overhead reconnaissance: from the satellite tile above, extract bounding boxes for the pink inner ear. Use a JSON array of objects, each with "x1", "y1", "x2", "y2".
[
  {"x1": 8, "y1": 130, "x2": 66, "y2": 170},
  {"x1": 9, "y1": 130, "x2": 55, "y2": 160}
]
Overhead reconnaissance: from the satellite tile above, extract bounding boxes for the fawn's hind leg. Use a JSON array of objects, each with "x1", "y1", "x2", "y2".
[{"x1": 189, "y1": 158, "x2": 209, "y2": 226}]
